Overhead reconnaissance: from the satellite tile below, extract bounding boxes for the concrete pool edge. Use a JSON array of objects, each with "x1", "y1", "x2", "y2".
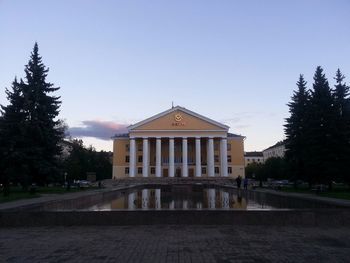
[{"x1": 1, "y1": 209, "x2": 350, "y2": 227}]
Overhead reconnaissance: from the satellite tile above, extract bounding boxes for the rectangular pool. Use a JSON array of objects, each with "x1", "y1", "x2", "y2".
[{"x1": 86, "y1": 186, "x2": 275, "y2": 211}]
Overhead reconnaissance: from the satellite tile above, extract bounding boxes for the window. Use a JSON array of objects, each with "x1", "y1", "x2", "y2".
[
  {"x1": 214, "y1": 142, "x2": 219, "y2": 151},
  {"x1": 138, "y1": 155, "x2": 143, "y2": 163},
  {"x1": 125, "y1": 155, "x2": 130, "y2": 163},
  {"x1": 214, "y1": 155, "x2": 219, "y2": 163},
  {"x1": 138, "y1": 167, "x2": 142, "y2": 174},
  {"x1": 202, "y1": 167, "x2": 206, "y2": 174},
  {"x1": 227, "y1": 155, "x2": 231, "y2": 162},
  {"x1": 215, "y1": 167, "x2": 220, "y2": 174},
  {"x1": 247, "y1": 158, "x2": 250, "y2": 161},
  {"x1": 125, "y1": 167, "x2": 129, "y2": 174},
  {"x1": 227, "y1": 143, "x2": 231, "y2": 151},
  {"x1": 137, "y1": 143, "x2": 142, "y2": 151},
  {"x1": 151, "y1": 167, "x2": 155, "y2": 174},
  {"x1": 125, "y1": 144, "x2": 130, "y2": 152},
  {"x1": 228, "y1": 167, "x2": 232, "y2": 174}
]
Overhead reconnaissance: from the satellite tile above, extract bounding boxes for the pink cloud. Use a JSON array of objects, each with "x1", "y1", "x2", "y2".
[{"x1": 69, "y1": 120, "x2": 129, "y2": 140}]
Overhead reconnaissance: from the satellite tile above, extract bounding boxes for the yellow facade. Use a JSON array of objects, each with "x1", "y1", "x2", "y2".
[{"x1": 112, "y1": 106, "x2": 245, "y2": 179}]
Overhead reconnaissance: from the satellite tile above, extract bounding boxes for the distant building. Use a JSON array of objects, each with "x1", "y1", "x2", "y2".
[
  {"x1": 263, "y1": 141, "x2": 286, "y2": 160},
  {"x1": 58, "y1": 140, "x2": 74, "y2": 159},
  {"x1": 244, "y1": 151, "x2": 264, "y2": 167}
]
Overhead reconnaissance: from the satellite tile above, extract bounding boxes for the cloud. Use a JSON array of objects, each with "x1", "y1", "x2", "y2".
[{"x1": 69, "y1": 120, "x2": 129, "y2": 140}]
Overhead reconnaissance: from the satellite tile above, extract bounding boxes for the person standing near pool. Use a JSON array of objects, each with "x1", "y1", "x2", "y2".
[
  {"x1": 236, "y1": 175, "x2": 242, "y2": 189},
  {"x1": 243, "y1": 177, "x2": 248, "y2": 190}
]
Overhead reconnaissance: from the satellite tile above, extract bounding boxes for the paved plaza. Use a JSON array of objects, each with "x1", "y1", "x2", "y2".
[{"x1": 1, "y1": 225, "x2": 350, "y2": 263}]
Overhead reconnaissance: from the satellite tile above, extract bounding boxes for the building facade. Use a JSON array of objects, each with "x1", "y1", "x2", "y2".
[
  {"x1": 244, "y1": 151, "x2": 264, "y2": 167},
  {"x1": 112, "y1": 106, "x2": 245, "y2": 179},
  {"x1": 262, "y1": 141, "x2": 286, "y2": 160}
]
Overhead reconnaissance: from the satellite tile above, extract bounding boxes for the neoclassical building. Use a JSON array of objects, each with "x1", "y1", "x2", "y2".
[{"x1": 112, "y1": 106, "x2": 245, "y2": 179}]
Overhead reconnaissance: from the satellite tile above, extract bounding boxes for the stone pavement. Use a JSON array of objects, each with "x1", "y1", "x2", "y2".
[{"x1": 1, "y1": 225, "x2": 350, "y2": 262}]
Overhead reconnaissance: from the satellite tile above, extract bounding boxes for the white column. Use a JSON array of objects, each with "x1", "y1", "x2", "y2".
[
  {"x1": 156, "y1": 138, "x2": 162, "y2": 177},
  {"x1": 220, "y1": 138, "x2": 228, "y2": 177},
  {"x1": 169, "y1": 137, "x2": 175, "y2": 177},
  {"x1": 129, "y1": 138, "x2": 136, "y2": 177},
  {"x1": 155, "y1": 189, "x2": 161, "y2": 210},
  {"x1": 207, "y1": 137, "x2": 215, "y2": 177},
  {"x1": 182, "y1": 137, "x2": 188, "y2": 177},
  {"x1": 142, "y1": 138, "x2": 149, "y2": 177},
  {"x1": 195, "y1": 137, "x2": 201, "y2": 177}
]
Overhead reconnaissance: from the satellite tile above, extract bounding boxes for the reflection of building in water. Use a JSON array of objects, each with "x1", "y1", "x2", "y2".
[
  {"x1": 155, "y1": 189, "x2": 161, "y2": 210},
  {"x1": 121, "y1": 187, "x2": 251, "y2": 210},
  {"x1": 142, "y1": 189, "x2": 149, "y2": 210},
  {"x1": 112, "y1": 106, "x2": 245, "y2": 179},
  {"x1": 230, "y1": 190, "x2": 247, "y2": 209},
  {"x1": 221, "y1": 191, "x2": 230, "y2": 209},
  {"x1": 128, "y1": 192, "x2": 135, "y2": 210},
  {"x1": 208, "y1": 188, "x2": 216, "y2": 209},
  {"x1": 111, "y1": 196, "x2": 125, "y2": 209}
]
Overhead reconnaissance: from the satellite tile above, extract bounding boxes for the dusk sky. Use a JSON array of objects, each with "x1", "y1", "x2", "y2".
[{"x1": 1, "y1": 0, "x2": 350, "y2": 152}]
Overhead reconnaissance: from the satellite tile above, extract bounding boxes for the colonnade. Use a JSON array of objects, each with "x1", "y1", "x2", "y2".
[{"x1": 128, "y1": 137, "x2": 228, "y2": 177}]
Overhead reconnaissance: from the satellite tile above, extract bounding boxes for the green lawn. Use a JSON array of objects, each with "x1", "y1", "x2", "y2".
[
  {"x1": 0, "y1": 186, "x2": 97, "y2": 203},
  {"x1": 280, "y1": 186, "x2": 350, "y2": 201}
]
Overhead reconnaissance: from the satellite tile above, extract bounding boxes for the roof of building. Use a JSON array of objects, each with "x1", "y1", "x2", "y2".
[
  {"x1": 244, "y1": 151, "x2": 263, "y2": 157},
  {"x1": 113, "y1": 133, "x2": 129, "y2": 138},
  {"x1": 228, "y1": 132, "x2": 244, "y2": 138},
  {"x1": 263, "y1": 140, "x2": 286, "y2": 151},
  {"x1": 128, "y1": 106, "x2": 230, "y2": 131}
]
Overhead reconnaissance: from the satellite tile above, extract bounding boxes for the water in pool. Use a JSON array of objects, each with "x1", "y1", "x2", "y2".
[{"x1": 87, "y1": 186, "x2": 275, "y2": 211}]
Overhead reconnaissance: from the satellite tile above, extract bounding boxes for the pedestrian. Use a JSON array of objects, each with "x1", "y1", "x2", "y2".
[
  {"x1": 244, "y1": 177, "x2": 248, "y2": 190},
  {"x1": 236, "y1": 175, "x2": 242, "y2": 189}
]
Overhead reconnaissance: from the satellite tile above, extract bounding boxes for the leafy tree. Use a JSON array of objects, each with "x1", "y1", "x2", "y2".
[
  {"x1": 306, "y1": 66, "x2": 337, "y2": 188},
  {"x1": 262, "y1": 157, "x2": 290, "y2": 180},
  {"x1": 333, "y1": 69, "x2": 350, "y2": 184},
  {"x1": 63, "y1": 139, "x2": 112, "y2": 182},
  {"x1": 284, "y1": 75, "x2": 310, "y2": 185}
]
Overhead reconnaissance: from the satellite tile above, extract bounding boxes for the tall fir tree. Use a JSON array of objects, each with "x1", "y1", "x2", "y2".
[
  {"x1": 0, "y1": 78, "x2": 30, "y2": 193},
  {"x1": 0, "y1": 43, "x2": 65, "y2": 187},
  {"x1": 333, "y1": 69, "x2": 350, "y2": 184},
  {"x1": 284, "y1": 75, "x2": 310, "y2": 185},
  {"x1": 306, "y1": 66, "x2": 338, "y2": 188}
]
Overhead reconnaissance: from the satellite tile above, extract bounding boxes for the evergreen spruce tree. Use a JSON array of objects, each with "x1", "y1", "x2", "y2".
[
  {"x1": 284, "y1": 75, "x2": 310, "y2": 185},
  {"x1": 306, "y1": 66, "x2": 337, "y2": 188},
  {"x1": 333, "y1": 69, "x2": 350, "y2": 185},
  {"x1": 22, "y1": 43, "x2": 65, "y2": 184},
  {"x1": 0, "y1": 43, "x2": 65, "y2": 187},
  {"x1": 0, "y1": 78, "x2": 30, "y2": 193}
]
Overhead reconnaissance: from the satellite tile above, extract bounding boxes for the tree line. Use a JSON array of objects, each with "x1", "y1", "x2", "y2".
[
  {"x1": 285, "y1": 66, "x2": 350, "y2": 188},
  {"x1": 278, "y1": 66, "x2": 350, "y2": 189},
  {"x1": 246, "y1": 67, "x2": 350, "y2": 189},
  {"x1": 0, "y1": 43, "x2": 112, "y2": 195}
]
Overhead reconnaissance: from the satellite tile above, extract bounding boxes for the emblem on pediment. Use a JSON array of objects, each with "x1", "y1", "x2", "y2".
[{"x1": 174, "y1": 114, "x2": 183, "y2": 122}]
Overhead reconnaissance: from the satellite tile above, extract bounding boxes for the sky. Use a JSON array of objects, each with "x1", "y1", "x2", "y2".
[{"x1": 1, "y1": 0, "x2": 350, "y2": 152}]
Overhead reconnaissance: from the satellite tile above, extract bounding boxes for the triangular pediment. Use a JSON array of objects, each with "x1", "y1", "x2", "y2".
[{"x1": 128, "y1": 106, "x2": 229, "y2": 131}]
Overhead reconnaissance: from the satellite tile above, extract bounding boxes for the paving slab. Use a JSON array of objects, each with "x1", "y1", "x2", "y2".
[{"x1": 1, "y1": 225, "x2": 350, "y2": 262}]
